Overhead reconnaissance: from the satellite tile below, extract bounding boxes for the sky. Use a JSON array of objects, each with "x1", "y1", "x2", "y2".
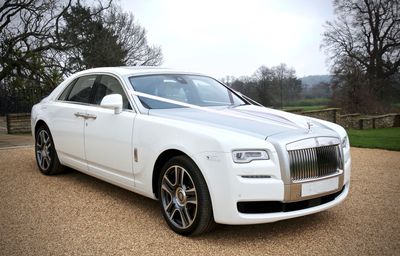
[{"x1": 120, "y1": 0, "x2": 335, "y2": 79}]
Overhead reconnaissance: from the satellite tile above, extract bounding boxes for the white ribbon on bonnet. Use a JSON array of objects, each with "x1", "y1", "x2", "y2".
[{"x1": 130, "y1": 90, "x2": 309, "y2": 130}]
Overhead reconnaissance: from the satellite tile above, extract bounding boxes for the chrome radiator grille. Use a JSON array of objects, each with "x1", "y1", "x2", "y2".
[{"x1": 288, "y1": 145, "x2": 342, "y2": 182}]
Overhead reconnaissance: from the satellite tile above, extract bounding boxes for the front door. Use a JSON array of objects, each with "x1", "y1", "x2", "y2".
[{"x1": 83, "y1": 75, "x2": 136, "y2": 185}]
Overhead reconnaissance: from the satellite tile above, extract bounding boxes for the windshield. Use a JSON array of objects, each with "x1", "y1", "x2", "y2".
[{"x1": 129, "y1": 74, "x2": 246, "y2": 109}]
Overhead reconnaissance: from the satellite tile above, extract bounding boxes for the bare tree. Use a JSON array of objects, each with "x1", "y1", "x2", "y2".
[
  {"x1": 322, "y1": 0, "x2": 400, "y2": 93},
  {"x1": 253, "y1": 66, "x2": 275, "y2": 106},
  {"x1": 228, "y1": 75, "x2": 259, "y2": 102},
  {"x1": 271, "y1": 64, "x2": 301, "y2": 108},
  {"x1": 104, "y1": 6, "x2": 163, "y2": 66},
  {"x1": 60, "y1": 3, "x2": 127, "y2": 71},
  {"x1": 227, "y1": 64, "x2": 302, "y2": 108},
  {"x1": 0, "y1": 0, "x2": 112, "y2": 114},
  {"x1": 0, "y1": 0, "x2": 112, "y2": 83}
]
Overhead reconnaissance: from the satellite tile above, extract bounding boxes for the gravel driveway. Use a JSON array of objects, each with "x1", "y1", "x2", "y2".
[{"x1": 0, "y1": 147, "x2": 399, "y2": 255}]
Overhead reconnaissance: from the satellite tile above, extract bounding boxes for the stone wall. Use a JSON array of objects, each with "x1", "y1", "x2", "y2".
[
  {"x1": 6, "y1": 113, "x2": 31, "y2": 134},
  {"x1": 286, "y1": 108, "x2": 340, "y2": 123},
  {"x1": 302, "y1": 108, "x2": 340, "y2": 123},
  {"x1": 358, "y1": 114, "x2": 400, "y2": 129},
  {"x1": 338, "y1": 113, "x2": 361, "y2": 129},
  {"x1": 287, "y1": 108, "x2": 400, "y2": 129},
  {"x1": 358, "y1": 118, "x2": 374, "y2": 129}
]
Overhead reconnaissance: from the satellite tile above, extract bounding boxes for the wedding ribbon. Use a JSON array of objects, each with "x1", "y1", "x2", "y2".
[{"x1": 130, "y1": 90, "x2": 308, "y2": 130}]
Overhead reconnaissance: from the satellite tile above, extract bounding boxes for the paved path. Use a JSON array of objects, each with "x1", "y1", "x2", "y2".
[
  {"x1": 0, "y1": 133, "x2": 33, "y2": 148},
  {"x1": 0, "y1": 147, "x2": 399, "y2": 255},
  {"x1": 0, "y1": 116, "x2": 33, "y2": 148}
]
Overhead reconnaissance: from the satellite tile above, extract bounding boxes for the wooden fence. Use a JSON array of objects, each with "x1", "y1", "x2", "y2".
[{"x1": 6, "y1": 113, "x2": 31, "y2": 134}]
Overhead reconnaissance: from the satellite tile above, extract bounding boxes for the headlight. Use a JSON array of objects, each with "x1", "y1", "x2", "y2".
[
  {"x1": 341, "y1": 136, "x2": 348, "y2": 149},
  {"x1": 232, "y1": 150, "x2": 269, "y2": 163}
]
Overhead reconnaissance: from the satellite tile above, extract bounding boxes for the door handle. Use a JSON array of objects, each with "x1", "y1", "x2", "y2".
[
  {"x1": 85, "y1": 113, "x2": 97, "y2": 120},
  {"x1": 74, "y1": 112, "x2": 97, "y2": 120},
  {"x1": 74, "y1": 112, "x2": 87, "y2": 118}
]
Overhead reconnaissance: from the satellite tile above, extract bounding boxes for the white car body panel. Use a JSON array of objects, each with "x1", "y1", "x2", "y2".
[
  {"x1": 84, "y1": 106, "x2": 135, "y2": 180},
  {"x1": 31, "y1": 67, "x2": 351, "y2": 225},
  {"x1": 46, "y1": 102, "x2": 88, "y2": 171}
]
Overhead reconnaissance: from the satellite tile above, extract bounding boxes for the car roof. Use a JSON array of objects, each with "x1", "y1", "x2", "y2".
[{"x1": 73, "y1": 66, "x2": 206, "y2": 77}]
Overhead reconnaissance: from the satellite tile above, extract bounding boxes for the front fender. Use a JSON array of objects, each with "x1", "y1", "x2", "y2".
[{"x1": 131, "y1": 114, "x2": 276, "y2": 198}]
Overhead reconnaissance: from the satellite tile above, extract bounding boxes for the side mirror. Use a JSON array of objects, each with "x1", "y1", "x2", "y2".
[{"x1": 100, "y1": 94, "x2": 123, "y2": 114}]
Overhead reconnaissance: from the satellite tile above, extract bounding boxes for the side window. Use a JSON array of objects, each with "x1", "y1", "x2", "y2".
[
  {"x1": 66, "y1": 75, "x2": 97, "y2": 104},
  {"x1": 93, "y1": 75, "x2": 131, "y2": 110},
  {"x1": 58, "y1": 79, "x2": 77, "y2": 101}
]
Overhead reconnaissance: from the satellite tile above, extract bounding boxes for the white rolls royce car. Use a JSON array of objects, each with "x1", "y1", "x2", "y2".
[{"x1": 31, "y1": 67, "x2": 351, "y2": 236}]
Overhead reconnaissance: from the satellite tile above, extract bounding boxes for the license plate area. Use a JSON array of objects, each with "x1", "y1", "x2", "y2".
[{"x1": 301, "y1": 177, "x2": 339, "y2": 197}]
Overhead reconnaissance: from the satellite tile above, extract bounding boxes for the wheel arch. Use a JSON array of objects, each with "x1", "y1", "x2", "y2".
[
  {"x1": 34, "y1": 119, "x2": 49, "y2": 137},
  {"x1": 152, "y1": 149, "x2": 195, "y2": 198}
]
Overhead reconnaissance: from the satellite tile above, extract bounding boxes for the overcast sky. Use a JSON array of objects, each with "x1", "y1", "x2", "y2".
[{"x1": 120, "y1": 0, "x2": 335, "y2": 78}]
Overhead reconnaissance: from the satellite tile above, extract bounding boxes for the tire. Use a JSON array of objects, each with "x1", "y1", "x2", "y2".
[
  {"x1": 158, "y1": 155, "x2": 215, "y2": 236},
  {"x1": 35, "y1": 125, "x2": 65, "y2": 175}
]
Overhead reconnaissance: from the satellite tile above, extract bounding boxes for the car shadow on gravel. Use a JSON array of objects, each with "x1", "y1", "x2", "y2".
[
  {"x1": 59, "y1": 167, "x2": 333, "y2": 240},
  {"x1": 59, "y1": 168, "x2": 161, "y2": 217}
]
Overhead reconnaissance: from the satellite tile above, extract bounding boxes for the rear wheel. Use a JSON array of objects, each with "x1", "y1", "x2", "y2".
[
  {"x1": 35, "y1": 125, "x2": 65, "y2": 175},
  {"x1": 158, "y1": 156, "x2": 215, "y2": 236}
]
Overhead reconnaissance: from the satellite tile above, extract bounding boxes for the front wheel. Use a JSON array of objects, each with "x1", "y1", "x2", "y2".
[
  {"x1": 158, "y1": 156, "x2": 215, "y2": 236},
  {"x1": 35, "y1": 125, "x2": 65, "y2": 175}
]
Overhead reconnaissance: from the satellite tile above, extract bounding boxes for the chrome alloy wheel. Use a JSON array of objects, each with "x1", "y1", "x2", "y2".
[
  {"x1": 161, "y1": 165, "x2": 198, "y2": 229},
  {"x1": 36, "y1": 129, "x2": 52, "y2": 171}
]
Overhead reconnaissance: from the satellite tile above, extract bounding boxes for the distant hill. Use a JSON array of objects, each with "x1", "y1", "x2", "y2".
[{"x1": 301, "y1": 75, "x2": 332, "y2": 87}]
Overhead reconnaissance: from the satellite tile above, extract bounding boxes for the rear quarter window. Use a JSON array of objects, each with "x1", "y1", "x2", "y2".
[
  {"x1": 58, "y1": 79, "x2": 77, "y2": 101},
  {"x1": 66, "y1": 75, "x2": 97, "y2": 104}
]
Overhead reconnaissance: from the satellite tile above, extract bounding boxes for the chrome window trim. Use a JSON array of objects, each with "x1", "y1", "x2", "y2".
[{"x1": 54, "y1": 100, "x2": 136, "y2": 113}]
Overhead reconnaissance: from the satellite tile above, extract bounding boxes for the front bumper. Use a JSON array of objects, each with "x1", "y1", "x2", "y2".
[
  {"x1": 193, "y1": 151, "x2": 351, "y2": 225},
  {"x1": 233, "y1": 183, "x2": 349, "y2": 225}
]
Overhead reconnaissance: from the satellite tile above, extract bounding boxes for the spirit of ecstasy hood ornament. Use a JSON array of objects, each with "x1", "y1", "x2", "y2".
[{"x1": 306, "y1": 121, "x2": 313, "y2": 133}]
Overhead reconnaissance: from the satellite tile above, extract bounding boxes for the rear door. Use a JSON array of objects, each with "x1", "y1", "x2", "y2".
[{"x1": 50, "y1": 75, "x2": 98, "y2": 171}]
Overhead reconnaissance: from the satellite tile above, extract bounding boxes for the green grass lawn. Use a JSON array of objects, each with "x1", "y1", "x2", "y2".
[
  {"x1": 347, "y1": 127, "x2": 400, "y2": 151},
  {"x1": 283, "y1": 98, "x2": 332, "y2": 111}
]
